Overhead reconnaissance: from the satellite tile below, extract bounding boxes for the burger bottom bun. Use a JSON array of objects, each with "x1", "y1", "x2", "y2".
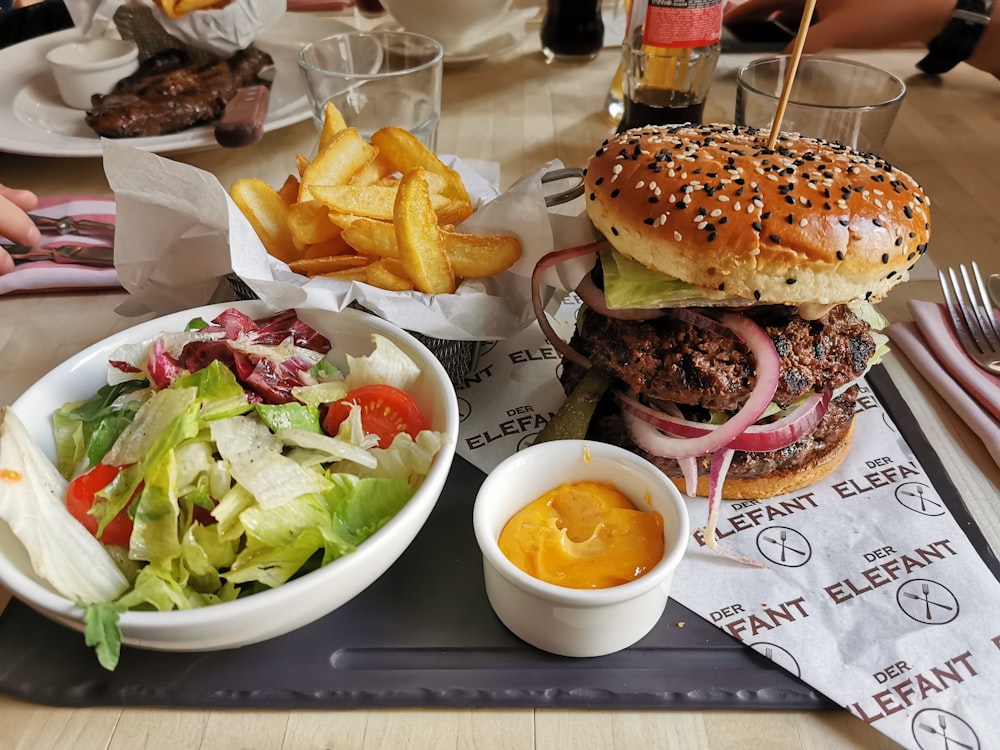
[{"x1": 669, "y1": 419, "x2": 855, "y2": 501}]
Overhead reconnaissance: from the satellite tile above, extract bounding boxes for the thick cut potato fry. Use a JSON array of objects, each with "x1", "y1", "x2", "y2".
[
  {"x1": 230, "y1": 178, "x2": 298, "y2": 263},
  {"x1": 441, "y1": 230, "x2": 522, "y2": 278},
  {"x1": 277, "y1": 173, "x2": 299, "y2": 204},
  {"x1": 322, "y1": 266, "x2": 370, "y2": 282},
  {"x1": 371, "y1": 127, "x2": 470, "y2": 204},
  {"x1": 287, "y1": 200, "x2": 342, "y2": 247},
  {"x1": 288, "y1": 254, "x2": 369, "y2": 276},
  {"x1": 299, "y1": 128, "x2": 378, "y2": 202},
  {"x1": 341, "y1": 217, "x2": 398, "y2": 259},
  {"x1": 435, "y1": 199, "x2": 474, "y2": 227},
  {"x1": 394, "y1": 169, "x2": 455, "y2": 294},
  {"x1": 349, "y1": 153, "x2": 396, "y2": 186},
  {"x1": 318, "y1": 102, "x2": 348, "y2": 153},
  {"x1": 302, "y1": 234, "x2": 352, "y2": 259},
  {"x1": 311, "y1": 184, "x2": 454, "y2": 221},
  {"x1": 366, "y1": 259, "x2": 414, "y2": 291}
]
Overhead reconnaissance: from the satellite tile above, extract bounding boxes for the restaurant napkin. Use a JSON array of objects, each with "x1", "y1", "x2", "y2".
[
  {"x1": 886, "y1": 300, "x2": 1000, "y2": 467},
  {"x1": 103, "y1": 140, "x2": 569, "y2": 341},
  {"x1": 0, "y1": 196, "x2": 119, "y2": 297},
  {"x1": 455, "y1": 292, "x2": 1000, "y2": 750}
]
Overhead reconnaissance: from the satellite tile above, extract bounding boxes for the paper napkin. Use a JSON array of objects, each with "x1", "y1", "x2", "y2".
[
  {"x1": 887, "y1": 300, "x2": 1000, "y2": 467},
  {"x1": 0, "y1": 196, "x2": 119, "y2": 297}
]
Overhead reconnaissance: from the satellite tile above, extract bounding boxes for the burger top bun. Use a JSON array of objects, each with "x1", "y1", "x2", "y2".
[{"x1": 584, "y1": 124, "x2": 931, "y2": 307}]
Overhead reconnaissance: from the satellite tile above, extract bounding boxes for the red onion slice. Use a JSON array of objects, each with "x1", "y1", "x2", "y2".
[
  {"x1": 621, "y1": 311, "x2": 781, "y2": 458},
  {"x1": 531, "y1": 243, "x2": 606, "y2": 370},
  {"x1": 703, "y1": 450, "x2": 768, "y2": 568},
  {"x1": 575, "y1": 274, "x2": 667, "y2": 321},
  {"x1": 616, "y1": 390, "x2": 832, "y2": 453}
]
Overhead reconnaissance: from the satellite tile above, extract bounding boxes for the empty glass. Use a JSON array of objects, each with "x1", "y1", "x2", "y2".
[
  {"x1": 297, "y1": 31, "x2": 444, "y2": 150},
  {"x1": 735, "y1": 55, "x2": 906, "y2": 154}
]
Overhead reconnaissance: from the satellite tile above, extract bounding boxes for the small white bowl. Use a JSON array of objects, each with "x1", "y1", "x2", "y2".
[
  {"x1": 473, "y1": 440, "x2": 690, "y2": 658},
  {"x1": 45, "y1": 38, "x2": 139, "y2": 110}
]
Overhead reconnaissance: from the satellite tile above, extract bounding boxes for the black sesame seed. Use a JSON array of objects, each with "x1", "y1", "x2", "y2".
[
  {"x1": 836, "y1": 251, "x2": 845, "y2": 260},
  {"x1": 718, "y1": 283, "x2": 726, "y2": 291},
  {"x1": 643, "y1": 218, "x2": 655, "y2": 225},
  {"x1": 754, "y1": 290, "x2": 762, "y2": 300},
  {"x1": 881, "y1": 253, "x2": 890, "y2": 264},
  {"x1": 839, "y1": 219, "x2": 849, "y2": 227},
  {"x1": 895, "y1": 237, "x2": 903, "y2": 246},
  {"x1": 611, "y1": 227, "x2": 619, "y2": 236},
  {"x1": 649, "y1": 196, "x2": 659, "y2": 203},
  {"x1": 676, "y1": 202, "x2": 687, "y2": 209},
  {"x1": 903, "y1": 205, "x2": 913, "y2": 218},
  {"x1": 785, "y1": 195, "x2": 796, "y2": 205},
  {"x1": 786, "y1": 278, "x2": 797, "y2": 285},
  {"x1": 589, "y1": 192, "x2": 596, "y2": 201},
  {"x1": 786, "y1": 214, "x2": 794, "y2": 225},
  {"x1": 611, "y1": 188, "x2": 620, "y2": 199},
  {"x1": 761, "y1": 211, "x2": 772, "y2": 219},
  {"x1": 752, "y1": 221, "x2": 762, "y2": 232},
  {"x1": 708, "y1": 232, "x2": 717, "y2": 242},
  {"x1": 770, "y1": 235, "x2": 782, "y2": 244},
  {"x1": 873, "y1": 218, "x2": 882, "y2": 227}
]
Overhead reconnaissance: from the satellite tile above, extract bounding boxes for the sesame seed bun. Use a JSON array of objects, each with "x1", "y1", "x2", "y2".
[{"x1": 584, "y1": 124, "x2": 931, "y2": 306}]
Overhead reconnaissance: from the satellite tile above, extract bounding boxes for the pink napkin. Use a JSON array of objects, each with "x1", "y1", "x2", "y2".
[
  {"x1": 0, "y1": 196, "x2": 119, "y2": 297},
  {"x1": 886, "y1": 299, "x2": 1000, "y2": 468}
]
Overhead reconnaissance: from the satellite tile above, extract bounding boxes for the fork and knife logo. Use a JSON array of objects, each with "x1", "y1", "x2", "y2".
[
  {"x1": 757, "y1": 525, "x2": 811, "y2": 567},
  {"x1": 897, "y1": 578, "x2": 959, "y2": 625}
]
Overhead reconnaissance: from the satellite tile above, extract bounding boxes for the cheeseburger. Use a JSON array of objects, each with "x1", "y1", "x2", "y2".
[{"x1": 535, "y1": 124, "x2": 930, "y2": 509}]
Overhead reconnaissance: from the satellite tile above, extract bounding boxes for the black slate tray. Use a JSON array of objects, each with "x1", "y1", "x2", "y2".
[{"x1": 0, "y1": 366, "x2": 994, "y2": 710}]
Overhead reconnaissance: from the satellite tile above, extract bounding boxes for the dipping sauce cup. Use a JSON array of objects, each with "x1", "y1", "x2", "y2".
[
  {"x1": 297, "y1": 30, "x2": 444, "y2": 150},
  {"x1": 735, "y1": 55, "x2": 906, "y2": 154},
  {"x1": 473, "y1": 440, "x2": 690, "y2": 658},
  {"x1": 45, "y1": 38, "x2": 139, "y2": 111}
]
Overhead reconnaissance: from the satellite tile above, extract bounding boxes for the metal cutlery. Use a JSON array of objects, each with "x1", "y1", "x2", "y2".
[
  {"x1": 29, "y1": 213, "x2": 115, "y2": 239},
  {"x1": 938, "y1": 262, "x2": 1000, "y2": 375},
  {"x1": 3, "y1": 243, "x2": 115, "y2": 267},
  {"x1": 989, "y1": 273, "x2": 1000, "y2": 310}
]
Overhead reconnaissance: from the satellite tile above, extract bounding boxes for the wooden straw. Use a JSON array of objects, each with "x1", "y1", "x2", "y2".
[{"x1": 766, "y1": 0, "x2": 819, "y2": 149}]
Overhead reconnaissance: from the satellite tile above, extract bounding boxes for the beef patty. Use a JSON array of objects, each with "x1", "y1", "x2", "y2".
[{"x1": 573, "y1": 304, "x2": 875, "y2": 412}]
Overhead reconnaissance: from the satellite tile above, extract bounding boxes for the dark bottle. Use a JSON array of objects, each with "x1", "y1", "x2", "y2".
[
  {"x1": 616, "y1": 0, "x2": 723, "y2": 132},
  {"x1": 541, "y1": 0, "x2": 604, "y2": 62},
  {"x1": 355, "y1": 0, "x2": 386, "y2": 18}
]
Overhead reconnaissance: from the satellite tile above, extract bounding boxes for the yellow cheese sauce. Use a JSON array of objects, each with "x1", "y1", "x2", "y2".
[{"x1": 498, "y1": 480, "x2": 665, "y2": 589}]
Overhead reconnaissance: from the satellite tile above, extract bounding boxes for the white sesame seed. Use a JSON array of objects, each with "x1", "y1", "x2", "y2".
[
  {"x1": 800, "y1": 218, "x2": 808, "y2": 227},
  {"x1": 887, "y1": 200, "x2": 894, "y2": 210},
  {"x1": 734, "y1": 201, "x2": 742, "y2": 212},
  {"x1": 659, "y1": 214, "x2": 668, "y2": 225},
  {"x1": 635, "y1": 181, "x2": 645, "y2": 189},
  {"x1": 669, "y1": 194, "x2": 676, "y2": 203},
  {"x1": 710, "y1": 209, "x2": 722, "y2": 217},
  {"x1": 698, "y1": 221, "x2": 707, "y2": 230},
  {"x1": 875, "y1": 199, "x2": 883, "y2": 208},
  {"x1": 766, "y1": 173, "x2": 779, "y2": 181},
  {"x1": 747, "y1": 204, "x2": 755, "y2": 214},
  {"x1": 674, "y1": 231, "x2": 683, "y2": 242},
  {"x1": 613, "y1": 164, "x2": 623, "y2": 174},
  {"x1": 718, "y1": 195, "x2": 730, "y2": 202},
  {"x1": 683, "y1": 194, "x2": 691, "y2": 203}
]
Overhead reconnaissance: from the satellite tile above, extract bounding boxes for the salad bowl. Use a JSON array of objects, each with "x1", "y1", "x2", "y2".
[{"x1": 0, "y1": 300, "x2": 459, "y2": 653}]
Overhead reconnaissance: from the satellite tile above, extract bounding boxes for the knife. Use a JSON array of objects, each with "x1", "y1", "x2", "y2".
[
  {"x1": 215, "y1": 63, "x2": 276, "y2": 148},
  {"x1": 3, "y1": 243, "x2": 115, "y2": 267},
  {"x1": 29, "y1": 214, "x2": 116, "y2": 239}
]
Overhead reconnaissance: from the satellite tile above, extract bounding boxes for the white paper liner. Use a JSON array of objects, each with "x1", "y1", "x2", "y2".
[
  {"x1": 456, "y1": 293, "x2": 1000, "y2": 750},
  {"x1": 102, "y1": 139, "x2": 580, "y2": 343}
]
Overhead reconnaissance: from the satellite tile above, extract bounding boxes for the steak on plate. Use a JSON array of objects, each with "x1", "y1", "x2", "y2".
[{"x1": 84, "y1": 46, "x2": 274, "y2": 138}]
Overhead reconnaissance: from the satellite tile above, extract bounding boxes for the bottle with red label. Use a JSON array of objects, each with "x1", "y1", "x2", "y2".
[{"x1": 616, "y1": 0, "x2": 723, "y2": 132}]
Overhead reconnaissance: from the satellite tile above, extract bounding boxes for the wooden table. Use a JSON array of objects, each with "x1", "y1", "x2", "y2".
[{"x1": 1, "y1": 7, "x2": 998, "y2": 749}]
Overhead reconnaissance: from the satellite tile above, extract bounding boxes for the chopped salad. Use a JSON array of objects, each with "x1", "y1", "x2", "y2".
[{"x1": 0, "y1": 307, "x2": 448, "y2": 669}]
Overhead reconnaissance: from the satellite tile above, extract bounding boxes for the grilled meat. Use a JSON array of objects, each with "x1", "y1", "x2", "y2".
[{"x1": 85, "y1": 47, "x2": 274, "y2": 138}]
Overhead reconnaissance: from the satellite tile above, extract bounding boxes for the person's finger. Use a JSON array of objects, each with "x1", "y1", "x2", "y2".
[
  {"x1": 0, "y1": 249, "x2": 14, "y2": 276},
  {"x1": 0, "y1": 184, "x2": 39, "y2": 213},
  {"x1": 0, "y1": 193, "x2": 42, "y2": 248}
]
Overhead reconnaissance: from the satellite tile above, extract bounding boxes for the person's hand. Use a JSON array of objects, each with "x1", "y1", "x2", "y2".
[
  {"x1": 0, "y1": 184, "x2": 41, "y2": 275},
  {"x1": 724, "y1": 0, "x2": 953, "y2": 54}
]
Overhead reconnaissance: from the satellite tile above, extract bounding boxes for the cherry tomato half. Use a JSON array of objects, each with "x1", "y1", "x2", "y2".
[
  {"x1": 323, "y1": 384, "x2": 429, "y2": 448},
  {"x1": 66, "y1": 463, "x2": 135, "y2": 547}
]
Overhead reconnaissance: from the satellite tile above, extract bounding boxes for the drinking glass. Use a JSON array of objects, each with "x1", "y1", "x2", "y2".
[
  {"x1": 297, "y1": 30, "x2": 444, "y2": 150},
  {"x1": 735, "y1": 55, "x2": 906, "y2": 154}
]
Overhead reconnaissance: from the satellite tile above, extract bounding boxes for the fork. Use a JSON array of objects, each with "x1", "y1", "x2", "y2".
[
  {"x1": 29, "y1": 213, "x2": 115, "y2": 239},
  {"x1": 938, "y1": 262, "x2": 1000, "y2": 375}
]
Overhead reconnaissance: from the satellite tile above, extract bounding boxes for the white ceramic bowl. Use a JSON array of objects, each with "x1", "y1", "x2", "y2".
[
  {"x1": 473, "y1": 440, "x2": 690, "y2": 658},
  {"x1": 45, "y1": 37, "x2": 139, "y2": 110},
  {"x1": 1, "y1": 301, "x2": 459, "y2": 651},
  {"x1": 381, "y1": 0, "x2": 512, "y2": 53}
]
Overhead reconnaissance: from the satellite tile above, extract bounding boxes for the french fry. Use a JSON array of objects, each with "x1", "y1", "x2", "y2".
[
  {"x1": 349, "y1": 153, "x2": 396, "y2": 186},
  {"x1": 322, "y1": 266, "x2": 370, "y2": 282},
  {"x1": 287, "y1": 254, "x2": 369, "y2": 276},
  {"x1": 311, "y1": 183, "x2": 454, "y2": 221},
  {"x1": 299, "y1": 128, "x2": 379, "y2": 202},
  {"x1": 286, "y1": 200, "x2": 341, "y2": 247},
  {"x1": 441, "y1": 230, "x2": 522, "y2": 278},
  {"x1": 341, "y1": 217, "x2": 399, "y2": 259},
  {"x1": 277, "y1": 173, "x2": 300, "y2": 204},
  {"x1": 318, "y1": 101, "x2": 348, "y2": 153},
  {"x1": 435, "y1": 199, "x2": 474, "y2": 227},
  {"x1": 302, "y1": 234, "x2": 352, "y2": 259},
  {"x1": 366, "y1": 259, "x2": 414, "y2": 292},
  {"x1": 371, "y1": 127, "x2": 471, "y2": 204},
  {"x1": 394, "y1": 169, "x2": 455, "y2": 294},
  {"x1": 230, "y1": 178, "x2": 298, "y2": 263}
]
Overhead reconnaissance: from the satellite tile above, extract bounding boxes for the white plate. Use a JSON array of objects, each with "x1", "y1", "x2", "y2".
[
  {"x1": 0, "y1": 13, "x2": 352, "y2": 158},
  {"x1": 377, "y1": 8, "x2": 532, "y2": 67}
]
